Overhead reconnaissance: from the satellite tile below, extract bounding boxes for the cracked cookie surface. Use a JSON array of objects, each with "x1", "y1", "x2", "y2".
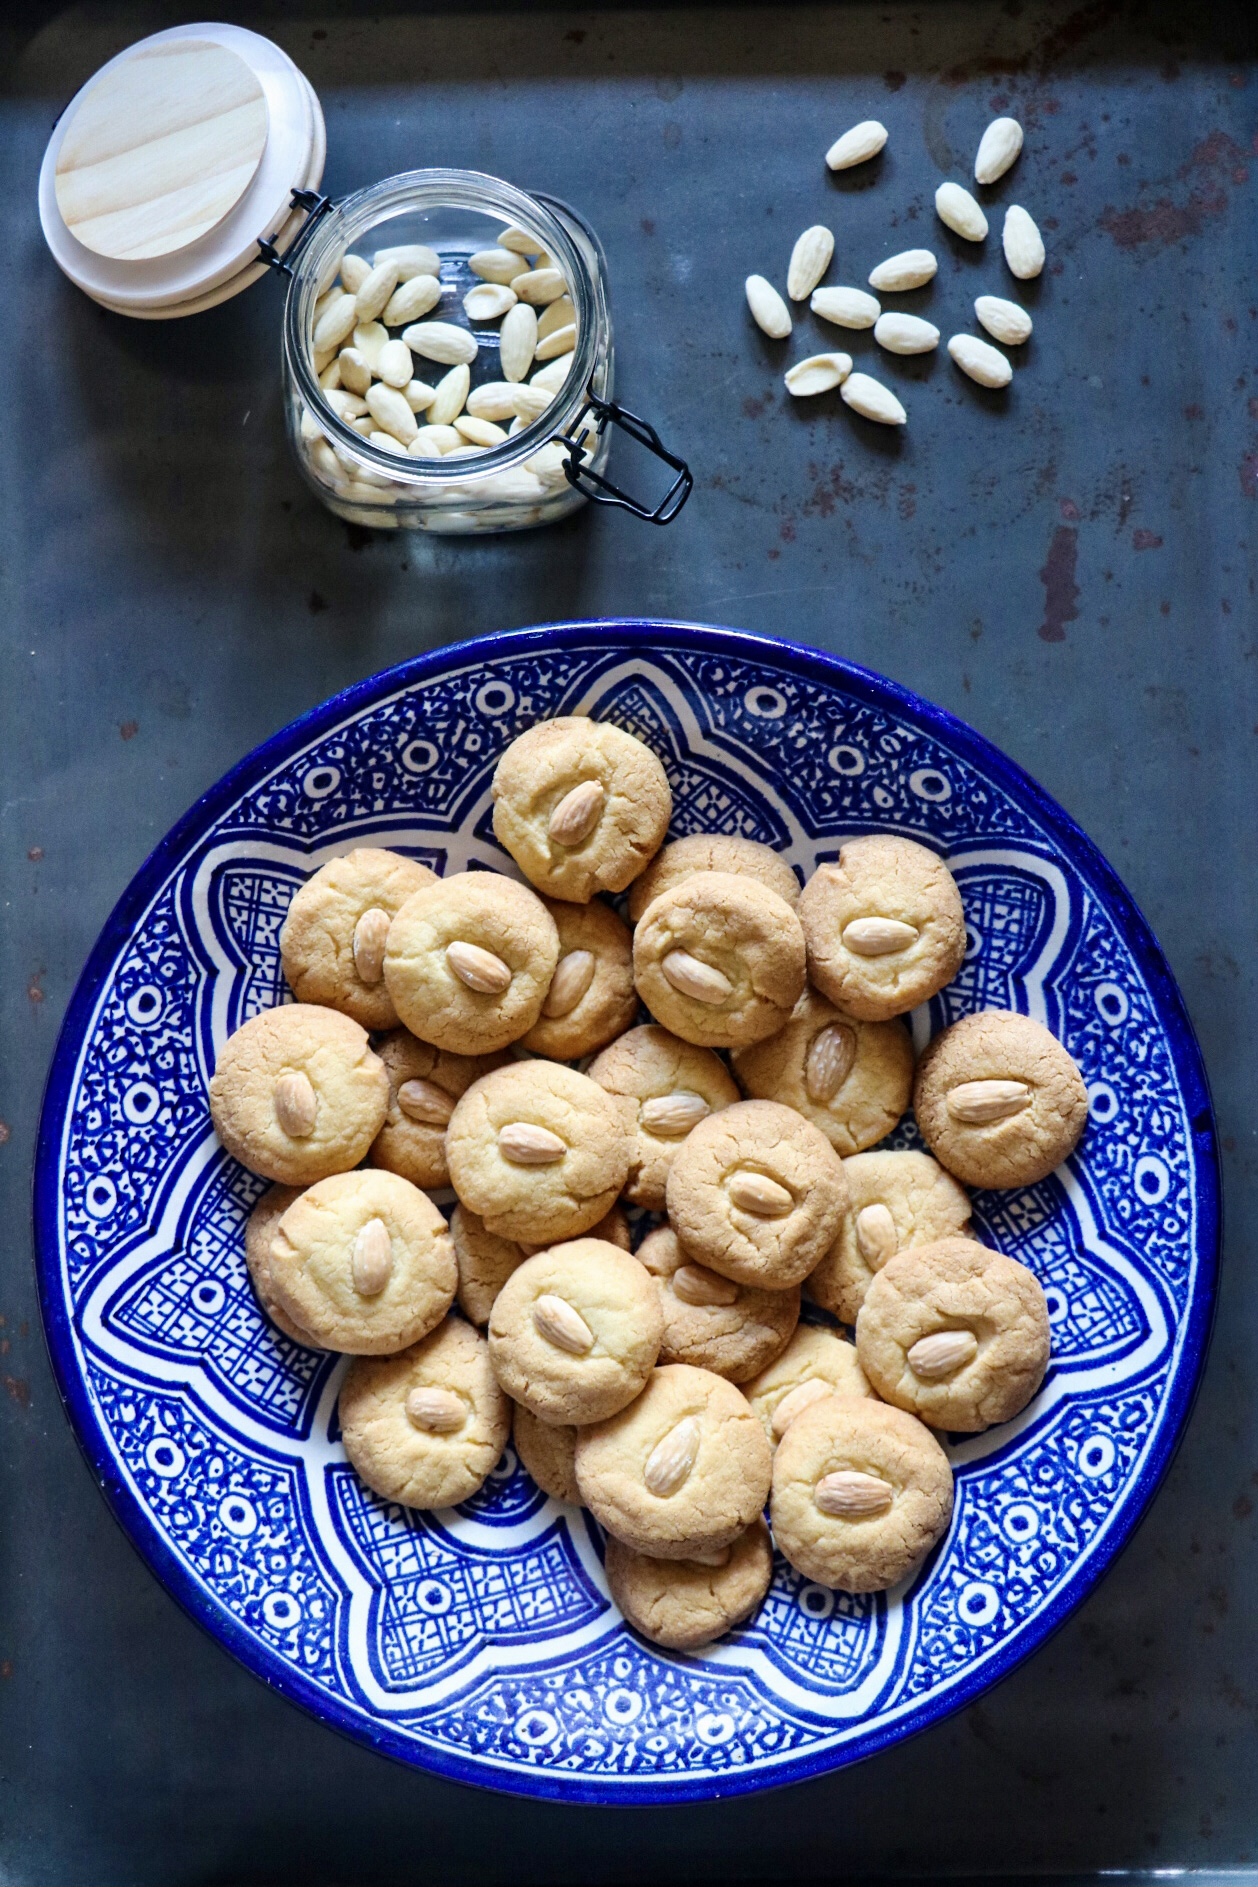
[
  {"x1": 806, "y1": 1149, "x2": 971, "y2": 1323},
  {"x1": 605, "y1": 1519, "x2": 773, "y2": 1650},
  {"x1": 797, "y1": 835, "x2": 965, "y2": 1021},
  {"x1": 628, "y1": 835, "x2": 800, "y2": 924},
  {"x1": 280, "y1": 847, "x2": 438, "y2": 1030},
  {"x1": 209, "y1": 1004, "x2": 388, "y2": 1186},
  {"x1": 587, "y1": 1024, "x2": 740, "y2": 1210},
  {"x1": 633, "y1": 872, "x2": 806, "y2": 1048},
  {"x1": 488, "y1": 1238, "x2": 663, "y2": 1425},
  {"x1": 636, "y1": 1224, "x2": 799, "y2": 1383},
  {"x1": 383, "y1": 872, "x2": 559, "y2": 1055},
  {"x1": 913, "y1": 1010, "x2": 1088, "y2": 1188},
  {"x1": 520, "y1": 896, "x2": 638, "y2": 1060},
  {"x1": 732, "y1": 988, "x2": 914, "y2": 1156}
]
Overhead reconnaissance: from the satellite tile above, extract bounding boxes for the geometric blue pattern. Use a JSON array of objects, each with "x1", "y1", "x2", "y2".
[{"x1": 34, "y1": 622, "x2": 1218, "y2": 1803}]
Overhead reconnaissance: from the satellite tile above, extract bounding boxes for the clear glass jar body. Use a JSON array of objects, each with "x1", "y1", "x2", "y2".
[{"x1": 282, "y1": 170, "x2": 613, "y2": 534}]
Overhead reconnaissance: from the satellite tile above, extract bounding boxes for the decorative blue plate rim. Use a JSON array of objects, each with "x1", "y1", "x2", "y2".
[{"x1": 32, "y1": 619, "x2": 1220, "y2": 1804}]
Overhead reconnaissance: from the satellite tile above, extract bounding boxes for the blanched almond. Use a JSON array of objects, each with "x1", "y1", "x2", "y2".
[
  {"x1": 376, "y1": 338, "x2": 414, "y2": 389},
  {"x1": 946, "y1": 1077, "x2": 1031, "y2": 1122},
  {"x1": 841, "y1": 372, "x2": 907, "y2": 426},
  {"x1": 771, "y1": 1379, "x2": 833, "y2": 1438},
  {"x1": 353, "y1": 260, "x2": 401, "y2": 323},
  {"x1": 406, "y1": 1387, "x2": 466, "y2": 1433},
  {"x1": 373, "y1": 243, "x2": 441, "y2": 280},
  {"x1": 352, "y1": 907, "x2": 391, "y2": 984},
  {"x1": 313, "y1": 295, "x2": 358, "y2": 352},
  {"x1": 542, "y1": 950, "x2": 596, "y2": 1017},
  {"x1": 382, "y1": 274, "x2": 441, "y2": 327},
  {"x1": 339, "y1": 255, "x2": 370, "y2": 294},
  {"x1": 366, "y1": 383, "x2": 419, "y2": 444},
  {"x1": 531, "y1": 355, "x2": 573, "y2": 393},
  {"x1": 1003, "y1": 204, "x2": 1045, "y2": 280},
  {"x1": 868, "y1": 249, "x2": 937, "y2": 292},
  {"x1": 535, "y1": 323, "x2": 577, "y2": 362},
  {"x1": 428, "y1": 363, "x2": 471, "y2": 427},
  {"x1": 671, "y1": 1264, "x2": 739, "y2": 1308},
  {"x1": 787, "y1": 225, "x2": 835, "y2": 301},
  {"x1": 873, "y1": 314, "x2": 939, "y2": 355},
  {"x1": 337, "y1": 347, "x2": 372, "y2": 395},
  {"x1": 404, "y1": 379, "x2": 436, "y2": 412},
  {"x1": 538, "y1": 297, "x2": 576, "y2": 342},
  {"x1": 661, "y1": 950, "x2": 733, "y2": 1004},
  {"x1": 975, "y1": 295, "x2": 1033, "y2": 345},
  {"x1": 855, "y1": 1202, "x2": 898, "y2": 1268},
  {"x1": 727, "y1": 1170, "x2": 793, "y2": 1216},
  {"x1": 548, "y1": 778, "x2": 605, "y2": 844},
  {"x1": 825, "y1": 119, "x2": 888, "y2": 170},
  {"x1": 499, "y1": 1121, "x2": 566, "y2": 1164},
  {"x1": 843, "y1": 915, "x2": 920, "y2": 955},
  {"x1": 500, "y1": 303, "x2": 538, "y2": 382},
  {"x1": 465, "y1": 282, "x2": 518, "y2": 322},
  {"x1": 409, "y1": 424, "x2": 463, "y2": 456},
  {"x1": 935, "y1": 181, "x2": 989, "y2": 242},
  {"x1": 640, "y1": 1091, "x2": 711, "y2": 1137},
  {"x1": 446, "y1": 939, "x2": 512, "y2": 993},
  {"x1": 466, "y1": 381, "x2": 520, "y2": 422},
  {"x1": 513, "y1": 267, "x2": 567, "y2": 305},
  {"x1": 351, "y1": 1218, "x2": 393, "y2": 1295},
  {"x1": 815, "y1": 1470, "x2": 893, "y2": 1518},
  {"x1": 811, "y1": 286, "x2": 880, "y2": 329},
  {"x1": 274, "y1": 1070, "x2": 317, "y2": 1138},
  {"x1": 352, "y1": 321, "x2": 388, "y2": 371},
  {"x1": 784, "y1": 352, "x2": 852, "y2": 397},
  {"x1": 974, "y1": 116, "x2": 1024, "y2": 185},
  {"x1": 497, "y1": 226, "x2": 545, "y2": 257},
  {"x1": 396, "y1": 1078, "x2": 455, "y2": 1127},
  {"x1": 644, "y1": 1416, "x2": 702, "y2": 1496},
  {"x1": 401, "y1": 321, "x2": 479, "y2": 366},
  {"x1": 470, "y1": 247, "x2": 525, "y2": 285},
  {"x1": 509, "y1": 384, "x2": 554, "y2": 423},
  {"x1": 533, "y1": 1293, "x2": 594, "y2": 1353},
  {"x1": 745, "y1": 274, "x2": 792, "y2": 339},
  {"x1": 948, "y1": 333, "x2": 1013, "y2": 388},
  {"x1": 455, "y1": 415, "x2": 508, "y2": 447},
  {"x1": 907, "y1": 1329, "x2": 979, "y2": 1380}
]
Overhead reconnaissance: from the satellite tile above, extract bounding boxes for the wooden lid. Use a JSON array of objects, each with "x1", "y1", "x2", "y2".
[{"x1": 54, "y1": 36, "x2": 269, "y2": 262}]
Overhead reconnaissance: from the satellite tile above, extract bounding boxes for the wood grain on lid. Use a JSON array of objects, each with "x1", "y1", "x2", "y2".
[{"x1": 55, "y1": 38, "x2": 269, "y2": 262}]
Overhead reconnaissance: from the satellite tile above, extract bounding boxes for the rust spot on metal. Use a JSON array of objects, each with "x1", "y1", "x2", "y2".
[
  {"x1": 1099, "y1": 131, "x2": 1252, "y2": 251},
  {"x1": 3, "y1": 1377, "x2": 30, "y2": 1410},
  {"x1": 27, "y1": 972, "x2": 44, "y2": 1006},
  {"x1": 1184, "y1": 404, "x2": 1204, "y2": 421},
  {"x1": 119, "y1": 720, "x2": 139, "y2": 741},
  {"x1": 1039, "y1": 526, "x2": 1079, "y2": 643},
  {"x1": 1132, "y1": 529, "x2": 1163, "y2": 549},
  {"x1": 1060, "y1": 498, "x2": 1081, "y2": 521}
]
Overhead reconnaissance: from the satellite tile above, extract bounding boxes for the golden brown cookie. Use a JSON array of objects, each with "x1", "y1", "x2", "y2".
[
  {"x1": 633, "y1": 872, "x2": 806, "y2": 1048},
  {"x1": 488, "y1": 1239, "x2": 663, "y2": 1425},
  {"x1": 855, "y1": 1237, "x2": 1050, "y2": 1432},
  {"x1": 587, "y1": 1024, "x2": 741, "y2": 1209},
  {"x1": 731, "y1": 988, "x2": 914, "y2": 1156},
  {"x1": 492, "y1": 716, "x2": 672, "y2": 902},
  {"x1": 279, "y1": 847, "x2": 438, "y2": 1030},
  {"x1": 806, "y1": 1150, "x2": 972, "y2": 1323},
  {"x1": 244, "y1": 1184, "x2": 322, "y2": 1346},
  {"x1": 368, "y1": 1031, "x2": 510, "y2": 1191},
  {"x1": 576, "y1": 1363, "x2": 773, "y2": 1561},
  {"x1": 913, "y1": 1010, "x2": 1089, "y2": 1189},
  {"x1": 453, "y1": 1202, "x2": 630, "y2": 1327},
  {"x1": 771, "y1": 1394, "x2": 953, "y2": 1591},
  {"x1": 605, "y1": 1519, "x2": 773, "y2": 1650},
  {"x1": 628, "y1": 835, "x2": 800, "y2": 924},
  {"x1": 665, "y1": 1099, "x2": 848, "y2": 1290},
  {"x1": 513, "y1": 1403, "x2": 583, "y2": 1505},
  {"x1": 445, "y1": 1061, "x2": 632, "y2": 1245},
  {"x1": 268, "y1": 1168, "x2": 456, "y2": 1354},
  {"x1": 742, "y1": 1324, "x2": 873, "y2": 1445},
  {"x1": 636, "y1": 1224, "x2": 799, "y2": 1384},
  {"x1": 209, "y1": 1004, "x2": 389, "y2": 1186},
  {"x1": 383, "y1": 872, "x2": 559, "y2": 1055},
  {"x1": 520, "y1": 897, "x2": 638, "y2": 1060},
  {"x1": 339, "y1": 1316, "x2": 510, "y2": 1509},
  {"x1": 797, "y1": 836, "x2": 966, "y2": 1021}
]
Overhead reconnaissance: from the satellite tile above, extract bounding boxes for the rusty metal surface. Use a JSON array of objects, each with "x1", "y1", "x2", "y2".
[{"x1": 1, "y1": 0, "x2": 1256, "y2": 1879}]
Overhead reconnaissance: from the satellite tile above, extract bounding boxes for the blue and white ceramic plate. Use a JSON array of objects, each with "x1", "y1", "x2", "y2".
[{"x1": 35, "y1": 622, "x2": 1217, "y2": 1802}]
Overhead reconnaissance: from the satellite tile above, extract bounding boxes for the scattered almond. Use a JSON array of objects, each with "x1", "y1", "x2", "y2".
[
  {"x1": 465, "y1": 282, "x2": 518, "y2": 322},
  {"x1": 935, "y1": 181, "x2": 989, "y2": 242},
  {"x1": 841, "y1": 372, "x2": 907, "y2": 426},
  {"x1": 1003, "y1": 204, "x2": 1045, "y2": 280},
  {"x1": 513, "y1": 267, "x2": 567, "y2": 305},
  {"x1": 401, "y1": 321, "x2": 479, "y2": 366},
  {"x1": 470, "y1": 247, "x2": 525, "y2": 285},
  {"x1": 975, "y1": 295, "x2": 1033, "y2": 345},
  {"x1": 382, "y1": 274, "x2": 441, "y2": 327},
  {"x1": 948, "y1": 334, "x2": 1013, "y2": 388},
  {"x1": 811, "y1": 285, "x2": 881, "y2": 329},
  {"x1": 499, "y1": 302, "x2": 539, "y2": 382},
  {"x1": 975, "y1": 116, "x2": 1024, "y2": 185},
  {"x1": 873, "y1": 314, "x2": 940, "y2": 355},
  {"x1": 826, "y1": 120, "x2": 888, "y2": 171},
  {"x1": 785, "y1": 352, "x2": 853, "y2": 397},
  {"x1": 868, "y1": 249, "x2": 938, "y2": 292},
  {"x1": 745, "y1": 274, "x2": 792, "y2": 339},
  {"x1": 787, "y1": 225, "x2": 835, "y2": 301}
]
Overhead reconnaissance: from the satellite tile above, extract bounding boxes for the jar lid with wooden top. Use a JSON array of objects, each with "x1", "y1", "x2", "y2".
[{"x1": 38, "y1": 21, "x2": 324, "y2": 318}]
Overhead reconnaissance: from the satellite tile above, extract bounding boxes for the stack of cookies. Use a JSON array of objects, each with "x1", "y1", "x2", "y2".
[{"x1": 208, "y1": 714, "x2": 1089, "y2": 1654}]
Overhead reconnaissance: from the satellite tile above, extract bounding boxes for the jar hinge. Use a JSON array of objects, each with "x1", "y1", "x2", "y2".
[
  {"x1": 560, "y1": 395, "x2": 692, "y2": 525},
  {"x1": 257, "y1": 189, "x2": 336, "y2": 279}
]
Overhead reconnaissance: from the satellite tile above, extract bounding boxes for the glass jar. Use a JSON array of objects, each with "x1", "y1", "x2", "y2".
[{"x1": 281, "y1": 168, "x2": 686, "y2": 535}]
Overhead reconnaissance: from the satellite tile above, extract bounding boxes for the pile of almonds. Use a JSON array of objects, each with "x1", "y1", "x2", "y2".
[{"x1": 745, "y1": 115, "x2": 1043, "y2": 427}]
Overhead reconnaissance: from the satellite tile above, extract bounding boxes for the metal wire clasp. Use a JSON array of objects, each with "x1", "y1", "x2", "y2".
[
  {"x1": 559, "y1": 395, "x2": 692, "y2": 525},
  {"x1": 258, "y1": 188, "x2": 335, "y2": 278}
]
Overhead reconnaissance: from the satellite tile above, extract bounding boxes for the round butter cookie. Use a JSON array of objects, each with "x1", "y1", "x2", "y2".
[
  {"x1": 268, "y1": 1168, "x2": 456, "y2": 1354},
  {"x1": 209, "y1": 1003, "x2": 388, "y2": 1187},
  {"x1": 452, "y1": 1201, "x2": 630, "y2": 1328},
  {"x1": 368, "y1": 1030, "x2": 510, "y2": 1192},
  {"x1": 244, "y1": 1184, "x2": 321, "y2": 1347},
  {"x1": 513, "y1": 1403, "x2": 582, "y2": 1506},
  {"x1": 280, "y1": 847, "x2": 438, "y2": 1030},
  {"x1": 742, "y1": 1323, "x2": 873, "y2": 1446},
  {"x1": 383, "y1": 872, "x2": 559, "y2": 1055},
  {"x1": 628, "y1": 835, "x2": 800, "y2": 924},
  {"x1": 605, "y1": 1519, "x2": 773, "y2": 1650},
  {"x1": 797, "y1": 836, "x2": 966, "y2": 1021},
  {"x1": 806, "y1": 1149, "x2": 971, "y2": 1323},
  {"x1": 492, "y1": 716, "x2": 672, "y2": 902},
  {"x1": 575, "y1": 1363, "x2": 772, "y2": 1561},
  {"x1": 912, "y1": 1010, "x2": 1088, "y2": 1189},
  {"x1": 665, "y1": 1099, "x2": 848, "y2": 1291},
  {"x1": 587, "y1": 1024, "x2": 740, "y2": 1210},
  {"x1": 731, "y1": 988, "x2": 913, "y2": 1157},
  {"x1": 339, "y1": 1316, "x2": 510, "y2": 1509},
  {"x1": 633, "y1": 873, "x2": 806, "y2": 1049},
  {"x1": 855, "y1": 1236, "x2": 1050, "y2": 1432},
  {"x1": 445, "y1": 1061, "x2": 631, "y2": 1246},
  {"x1": 770, "y1": 1394, "x2": 953, "y2": 1591},
  {"x1": 488, "y1": 1239, "x2": 663, "y2": 1426},
  {"x1": 521, "y1": 897, "x2": 638, "y2": 1060},
  {"x1": 636, "y1": 1224, "x2": 799, "y2": 1384}
]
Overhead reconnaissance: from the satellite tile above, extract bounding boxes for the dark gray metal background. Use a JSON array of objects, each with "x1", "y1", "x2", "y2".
[{"x1": 2, "y1": 1, "x2": 1256, "y2": 1881}]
